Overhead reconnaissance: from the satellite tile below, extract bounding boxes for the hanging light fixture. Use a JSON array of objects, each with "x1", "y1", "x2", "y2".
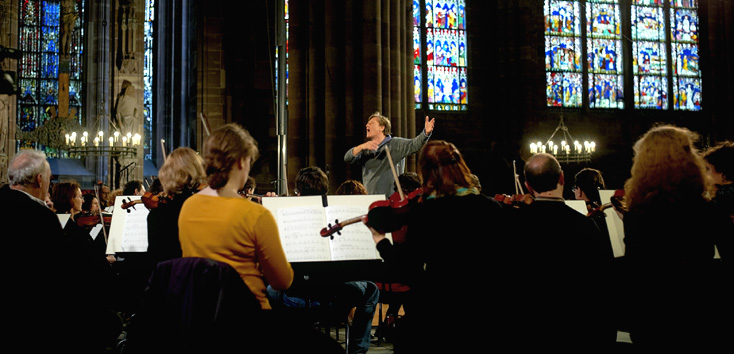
[{"x1": 528, "y1": 114, "x2": 596, "y2": 163}]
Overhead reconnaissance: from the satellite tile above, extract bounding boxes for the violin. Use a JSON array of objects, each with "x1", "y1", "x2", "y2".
[
  {"x1": 75, "y1": 211, "x2": 112, "y2": 230},
  {"x1": 320, "y1": 188, "x2": 423, "y2": 238},
  {"x1": 121, "y1": 191, "x2": 173, "y2": 211},
  {"x1": 493, "y1": 193, "x2": 535, "y2": 208},
  {"x1": 587, "y1": 190, "x2": 626, "y2": 217},
  {"x1": 321, "y1": 145, "x2": 422, "y2": 239}
]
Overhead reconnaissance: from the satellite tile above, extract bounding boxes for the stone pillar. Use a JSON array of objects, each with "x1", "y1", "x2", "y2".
[{"x1": 112, "y1": 0, "x2": 144, "y2": 185}]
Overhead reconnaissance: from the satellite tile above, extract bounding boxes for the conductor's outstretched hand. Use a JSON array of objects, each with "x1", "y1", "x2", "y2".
[{"x1": 424, "y1": 116, "x2": 436, "y2": 134}]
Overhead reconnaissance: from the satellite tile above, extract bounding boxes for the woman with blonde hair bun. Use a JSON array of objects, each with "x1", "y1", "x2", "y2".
[{"x1": 620, "y1": 124, "x2": 734, "y2": 351}]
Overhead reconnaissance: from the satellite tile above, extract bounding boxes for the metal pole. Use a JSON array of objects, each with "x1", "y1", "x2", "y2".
[{"x1": 275, "y1": 0, "x2": 288, "y2": 195}]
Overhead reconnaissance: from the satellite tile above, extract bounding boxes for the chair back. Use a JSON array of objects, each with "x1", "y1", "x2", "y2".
[{"x1": 125, "y1": 257, "x2": 262, "y2": 353}]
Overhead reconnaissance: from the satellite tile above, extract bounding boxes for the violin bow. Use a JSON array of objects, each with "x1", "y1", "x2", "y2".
[
  {"x1": 94, "y1": 185, "x2": 109, "y2": 245},
  {"x1": 200, "y1": 112, "x2": 211, "y2": 137},
  {"x1": 384, "y1": 145, "x2": 405, "y2": 201},
  {"x1": 513, "y1": 160, "x2": 524, "y2": 195},
  {"x1": 161, "y1": 139, "x2": 167, "y2": 163}
]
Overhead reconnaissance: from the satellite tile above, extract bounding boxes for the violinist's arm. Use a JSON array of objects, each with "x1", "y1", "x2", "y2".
[{"x1": 368, "y1": 225, "x2": 387, "y2": 245}]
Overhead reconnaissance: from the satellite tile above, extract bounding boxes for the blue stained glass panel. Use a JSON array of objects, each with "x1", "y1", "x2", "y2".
[
  {"x1": 587, "y1": 1, "x2": 623, "y2": 109},
  {"x1": 631, "y1": 5, "x2": 665, "y2": 41},
  {"x1": 633, "y1": 41, "x2": 666, "y2": 75},
  {"x1": 19, "y1": 79, "x2": 38, "y2": 104},
  {"x1": 671, "y1": 1, "x2": 701, "y2": 110},
  {"x1": 587, "y1": 2, "x2": 620, "y2": 38},
  {"x1": 546, "y1": 72, "x2": 583, "y2": 107},
  {"x1": 672, "y1": 9, "x2": 699, "y2": 43},
  {"x1": 546, "y1": 36, "x2": 581, "y2": 71},
  {"x1": 415, "y1": 0, "x2": 467, "y2": 110},
  {"x1": 40, "y1": 52, "x2": 58, "y2": 78},
  {"x1": 673, "y1": 77, "x2": 701, "y2": 110},
  {"x1": 19, "y1": 106, "x2": 38, "y2": 131},
  {"x1": 673, "y1": 43, "x2": 699, "y2": 76},
  {"x1": 634, "y1": 75, "x2": 667, "y2": 109},
  {"x1": 587, "y1": 38, "x2": 622, "y2": 73},
  {"x1": 41, "y1": 2, "x2": 60, "y2": 26},
  {"x1": 40, "y1": 80, "x2": 58, "y2": 105},
  {"x1": 589, "y1": 74, "x2": 624, "y2": 109},
  {"x1": 18, "y1": 0, "x2": 85, "y2": 154},
  {"x1": 545, "y1": 1, "x2": 580, "y2": 35}
]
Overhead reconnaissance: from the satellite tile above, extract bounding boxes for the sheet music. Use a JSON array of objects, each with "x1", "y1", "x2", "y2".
[
  {"x1": 599, "y1": 190, "x2": 625, "y2": 258},
  {"x1": 325, "y1": 204, "x2": 380, "y2": 261},
  {"x1": 263, "y1": 195, "x2": 388, "y2": 262},
  {"x1": 276, "y1": 205, "x2": 331, "y2": 262},
  {"x1": 57, "y1": 214, "x2": 71, "y2": 228},
  {"x1": 106, "y1": 196, "x2": 150, "y2": 254}
]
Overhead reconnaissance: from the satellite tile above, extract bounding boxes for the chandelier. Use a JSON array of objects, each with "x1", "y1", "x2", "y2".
[{"x1": 528, "y1": 116, "x2": 596, "y2": 163}]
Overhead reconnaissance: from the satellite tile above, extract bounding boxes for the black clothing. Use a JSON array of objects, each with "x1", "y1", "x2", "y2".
[
  {"x1": 146, "y1": 192, "x2": 192, "y2": 265},
  {"x1": 0, "y1": 185, "x2": 120, "y2": 352},
  {"x1": 622, "y1": 198, "x2": 734, "y2": 351},
  {"x1": 507, "y1": 198, "x2": 617, "y2": 352},
  {"x1": 376, "y1": 193, "x2": 508, "y2": 353}
]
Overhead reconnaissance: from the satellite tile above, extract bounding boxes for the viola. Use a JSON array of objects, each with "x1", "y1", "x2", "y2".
[{"x1": 320, "y1": 188, "x2": 423, "y2": 238}]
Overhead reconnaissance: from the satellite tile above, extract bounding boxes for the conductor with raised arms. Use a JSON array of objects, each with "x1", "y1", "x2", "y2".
[{"x1": 345, "y1": 111, "x2": 435, "y2": 195}]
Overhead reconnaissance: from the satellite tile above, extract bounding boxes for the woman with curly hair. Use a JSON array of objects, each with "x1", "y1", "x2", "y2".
[{"x1": 621, "y1": 124, "x2": 734, "y2": 351}]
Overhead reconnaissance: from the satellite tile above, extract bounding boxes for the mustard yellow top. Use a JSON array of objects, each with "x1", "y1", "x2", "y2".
[{"x1": 178, "y1": 193, "x2": 293, "y2": 309}]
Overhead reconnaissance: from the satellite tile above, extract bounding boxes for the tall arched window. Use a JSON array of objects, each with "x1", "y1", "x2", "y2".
[
  {"x1": 544, "y1": 0, "x2": 702, "y2": 111},
  {"x1": 414, "y1": 0, "x2": 468, "y2": 111},
  {"x1": 143, "y1": 0, "x2": 154, "y2": 160},
  {"x1": 17, "y1": 0, "x2": 85, "y2": 153}
]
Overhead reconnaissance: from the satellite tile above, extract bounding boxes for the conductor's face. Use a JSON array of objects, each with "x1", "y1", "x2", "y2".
[{"x1": 366, "y1": 117, "x2": 384, "y2": 140}]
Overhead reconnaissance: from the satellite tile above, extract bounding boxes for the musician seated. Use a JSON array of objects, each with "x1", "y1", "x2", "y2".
[
  {"x1": 52, "y1": 180, "x2": 116, "y2": 306},
  {"x1": 367, "y1": 141, "x2": 508, "y2": 353},
  {"x1": 147, "y1": 147, "x2": 206, "y2": 267},
  {"x1": 267, "y1": 166, "x2": 378, "y2": 354},
  {"x1": 510, "y1": 153, "x2": 616, "y2": 351},
  {"x1": 178, "y1": 124, "x2": 342, "y2": 353},
  {"x1": 1, "y1": 150, "x2": 120, "y2": 350},
  {"x1": 573, "y1": 167, "x2": 612, "y2": 240}
]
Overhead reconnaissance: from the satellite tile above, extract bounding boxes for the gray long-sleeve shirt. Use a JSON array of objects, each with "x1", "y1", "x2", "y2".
[{"x1": 344, "y1": 130, "x2": 431, "y2": 196}]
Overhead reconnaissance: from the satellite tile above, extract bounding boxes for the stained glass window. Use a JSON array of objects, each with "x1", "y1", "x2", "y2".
[
  {"x1": 17, "y1": 0, "x2": 84, "y2": 152},
  {"x1": 543, "y1": 1, "x2": 702, "y2": 111},
  {"x1": 415, "y1": 0, "x2": 468, "y2": 111},
  {"x1": 671, "y1": 0, "x2": 701, "y2": 111},
  {"x1": 544, "y1": 1, "x2": 583, "y2": 107},
  {"x1": 143, "y1": 0, "x2": 154, "y2": 160},
  {"x1": 632, "y1": 0, "x2": 667, "y2": 109},
  {"x1": 586, "y1": 0, "x2": 623, "y2": 109}
]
